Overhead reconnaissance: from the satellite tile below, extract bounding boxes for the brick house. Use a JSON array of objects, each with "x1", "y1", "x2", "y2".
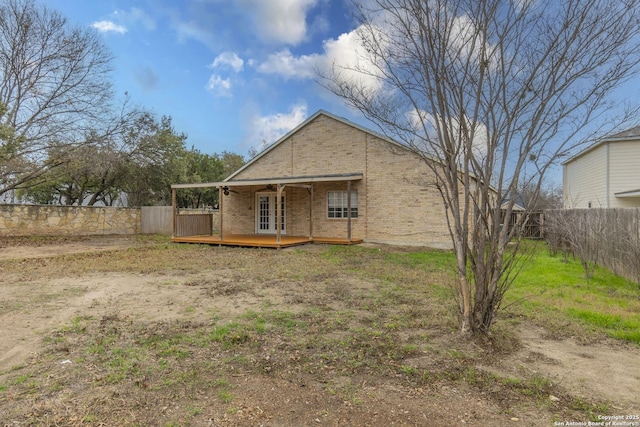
[{"x1": 171, "y1": 110, "x2": 452, "y2": 248}]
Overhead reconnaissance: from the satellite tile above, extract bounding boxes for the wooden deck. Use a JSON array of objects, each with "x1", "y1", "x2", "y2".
[{"x1": 171, "y1": 234, "x2": 362, "y2": 248}]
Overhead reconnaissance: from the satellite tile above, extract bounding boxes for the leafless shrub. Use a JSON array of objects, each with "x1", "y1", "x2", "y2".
[{"x1": 545, "y1": 209, "x2": 640, "y2": 283}]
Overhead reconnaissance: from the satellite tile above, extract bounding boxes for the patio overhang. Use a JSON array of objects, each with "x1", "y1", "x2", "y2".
[
  {"x1": 170, "y1": 173, "x2": 364, "y2": 248},
  {"x1": 170, "y1": 172, "x2": 363, "y2": 189}
]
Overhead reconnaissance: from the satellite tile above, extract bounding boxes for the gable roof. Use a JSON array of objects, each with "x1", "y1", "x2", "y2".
[
  {"x1": 607, "y1": 126, "x2": 640, "y2": 139},
  {"x1": 562, "y1": 125, "x2": 640, "y2": 165},
  {"x1": 225, "y1": 110, "x2": 410, "y2": 182},
  {"x1": 224, "y1": 109, "x2": 500, "y2": 197}
]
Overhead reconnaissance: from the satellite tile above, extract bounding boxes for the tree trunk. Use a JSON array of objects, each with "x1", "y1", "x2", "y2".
[
  {"x1": 459, "y1": 274, "x2": 473, "y2": 334},
  {"x1": 455, "y1": 240, "x2": 473, "y2": 334}
]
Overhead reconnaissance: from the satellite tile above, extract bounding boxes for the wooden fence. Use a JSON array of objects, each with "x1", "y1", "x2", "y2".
[
  {"x1": 174, "y1": 213, "x2": 214, "y2": 237},
  {"x1": 544, "y1": 208, "x2": 640, "y2": 283},
  {"x1": 523, "y1": 212, "x2": 544, "y2": 239},
  {"x1": 140, "y1": 206, "x2": 173, "y2": 235},
  {"x1": 140, "y1": 207, "x2": 220, "y2": 237}
]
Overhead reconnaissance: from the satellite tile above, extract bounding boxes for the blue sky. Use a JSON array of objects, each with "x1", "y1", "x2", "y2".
[
  {"x1": 39, "y1": 0, "x2": 638, "y2": 189},
  {"x1": 46, "y1": 0, "x2": 366, "y2": 157}
]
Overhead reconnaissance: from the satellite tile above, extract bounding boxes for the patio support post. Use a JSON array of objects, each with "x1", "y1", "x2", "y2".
[
  {"x1": 276, "y1": 184, "x2": 284, "y2": 245},
  {"x1": 172, "y1": 188, "x2": 177, "y2": 238},
  {"x1": 309, "y1": 185, "x2": 313, "y2": 240},
  {"x1": 218, "y1": 186, "x2": 223, "y2": 242},
  {"x1": 347, "y1": 180, "x2": 352, "y2": 242}
]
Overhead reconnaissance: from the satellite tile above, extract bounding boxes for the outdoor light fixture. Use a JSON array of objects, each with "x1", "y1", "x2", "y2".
[{"x1": 222, "y1": 186, "x2": 238, "y2": 196}]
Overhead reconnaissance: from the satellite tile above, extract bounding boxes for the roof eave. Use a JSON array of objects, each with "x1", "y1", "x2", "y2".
[
  {"x1": 171, "y1": 172, "x2": 364, "y2": 189},
  {"x1": 615, "y1": 189, "x2": 640, "y2": 198},
  {"x1": 562, "y1": 131, "x2": 640, "y2": 166}
]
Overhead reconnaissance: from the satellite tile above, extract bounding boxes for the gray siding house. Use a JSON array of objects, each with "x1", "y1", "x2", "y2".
[{"x1": 563, "y1": 127, "x2": 640, "y2": 208}]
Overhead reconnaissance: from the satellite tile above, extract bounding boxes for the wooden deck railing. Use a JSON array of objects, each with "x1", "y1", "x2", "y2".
[{"x1": 174, "y1": 213, "x2": 213, "y2": 237}]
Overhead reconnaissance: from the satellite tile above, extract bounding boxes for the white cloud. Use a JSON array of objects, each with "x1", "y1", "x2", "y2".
[
  {"x1": 211, "y1": 52, "x2": 244, "y2": 72},
  {"x1": 206, "y1": 52, "x2": 244, "y2": 97},
  {"x1": 114, "y1": 7, "x2": 156, "y2": 31},
  {"x1": 91, "y1": 20, "x2": 127, "y2": 34},
  {"x1": 321, "y1": 28, "x2": 385, "y2": 93},
  {"x1": 407, "y1": 109, "x2": 488, "y2": 160},
  {"x1": 174, "y1": 19, "x2": 217, "y2": 49},
  {"x1": 238, "y1": 0, "x2": 318, "y2": 45},
  {"x1": 205, "y1": 74, "x2": 233, "y2": 97},
  {"x1": 248, "y1": 103, "x2": 308, "y2": 150},
  {"x1": 407, "y1": 109, "x2": 438, "y2": 140},
  {"x1": 256, "y1": 25, "x2": 385, "y2": 94},
  {"x1": 91, "y1": 8, "x2": 154, "y2": 37},
  {"x1": 257, "y1": 49, "x2": 318, "y2": 79}
]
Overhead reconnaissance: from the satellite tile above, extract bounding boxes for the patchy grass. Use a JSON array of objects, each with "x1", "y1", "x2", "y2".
[
  {"x1": 0, "y1": 238, "x2": 634, "y2": 425},
  {"x1": 505, "y1": 241, "x2": 640, "y2": 344}
]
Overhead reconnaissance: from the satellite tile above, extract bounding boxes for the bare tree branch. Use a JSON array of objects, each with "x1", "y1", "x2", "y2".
[
  {"x1": 321, "y1": 0, "x2": 640, "y2": 334},
  {"x1": 0, "y1": 0, "x2": 114, "y2": 196}
]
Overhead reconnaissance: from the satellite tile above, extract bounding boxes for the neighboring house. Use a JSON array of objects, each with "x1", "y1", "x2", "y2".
[
  {"x1": 563, "y1": 127, "x2": 640, "y2": 208},
  {"x1": 172, "y1": 110, "x2": 456, "y2": 248}
]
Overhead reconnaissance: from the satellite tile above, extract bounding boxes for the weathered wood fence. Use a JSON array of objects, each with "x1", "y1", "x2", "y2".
[
  {"x1": 140, "y1": 206, "x2": 173, "y2": 234},
  {"x1": 174, "y1": 213, "x2": 213, "y2": 237},
  {"x1": 544, "y1": 208, "x2": 640, "y2": 283},
  {"x1": 141, "y1": 207, "x2": 220, "y2": 236}
]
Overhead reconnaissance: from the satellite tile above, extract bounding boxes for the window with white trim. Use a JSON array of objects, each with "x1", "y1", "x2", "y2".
[{"x1": 327, "y1": 191, "x2": 358, "y2": 218}]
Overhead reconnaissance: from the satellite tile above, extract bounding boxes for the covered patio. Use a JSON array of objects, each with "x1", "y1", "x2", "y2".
[{"x1": 170, "y1": 173, "x2": 364, "y2": 248}]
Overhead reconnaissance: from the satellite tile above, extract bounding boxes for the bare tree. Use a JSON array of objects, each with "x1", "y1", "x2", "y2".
[
  {"x1": 518, "y1": 181, "x2": 562, "y2": 212},
  {"x1": 621, "y1": 212, "x2": 640, "y2": 286},
  {"x1": 546, "y1": 209, "x2": 610, "y2": 279},
  {"x1": 0, "y1": 0, "x2": 114, "y2": 196},
  {"x1": 547, "y1": 208, "x2": 640, "y2": 285},
  {"x1": 323, "y1": 0, "x2": 640, "y2": 334}
]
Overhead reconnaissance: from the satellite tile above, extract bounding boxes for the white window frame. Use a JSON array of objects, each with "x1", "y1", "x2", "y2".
[{"x1": 327, "y1": 191, "x2": 358, "y2": 219}]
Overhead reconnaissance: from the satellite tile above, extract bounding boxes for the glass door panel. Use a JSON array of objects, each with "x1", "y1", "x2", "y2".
[{"x1": 256, "y1": 192, "x2": 285, "y2": 234}]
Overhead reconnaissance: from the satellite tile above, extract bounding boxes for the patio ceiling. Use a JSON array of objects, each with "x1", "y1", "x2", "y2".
[{"x1": 171, "y1": 173, "x2": 363, "y2": 190}]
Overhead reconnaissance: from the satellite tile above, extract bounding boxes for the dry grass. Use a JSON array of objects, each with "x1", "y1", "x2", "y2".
[{"x1": 0, "y1": 238, "x2": 619, "y2": 426}]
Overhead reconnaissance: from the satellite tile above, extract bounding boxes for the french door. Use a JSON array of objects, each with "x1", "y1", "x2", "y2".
[{"x1": 256, "y1": 192, "x2": 285, "y2": 234}]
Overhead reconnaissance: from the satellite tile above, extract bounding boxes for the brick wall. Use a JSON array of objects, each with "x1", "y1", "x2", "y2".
[
  {"x1": 364, "y1": 135, "x2": 451, "y2": 247},
  {"x1": 223, "y1": 113, "x2": 452, "y2": 248}
]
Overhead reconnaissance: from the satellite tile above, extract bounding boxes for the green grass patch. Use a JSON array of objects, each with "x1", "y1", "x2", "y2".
[
  {"x1": 506, "y1": 242, "x2": 640, "y2": 344},
  {"x1": 567, "y1": 309, "x2": 640, "y2": 344},
  {"x1": 209, "y1": 322, "x2": 249, "y2": 346}
]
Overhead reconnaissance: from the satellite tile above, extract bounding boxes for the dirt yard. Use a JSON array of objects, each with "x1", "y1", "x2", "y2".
[{"x1": 0, "y1": 235, "x2": 638, "y2": 426}]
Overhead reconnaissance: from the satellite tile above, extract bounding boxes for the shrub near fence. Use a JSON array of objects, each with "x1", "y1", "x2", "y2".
[{"x1": 545, "y1": 208, "x2": 640, "y2": 283}]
